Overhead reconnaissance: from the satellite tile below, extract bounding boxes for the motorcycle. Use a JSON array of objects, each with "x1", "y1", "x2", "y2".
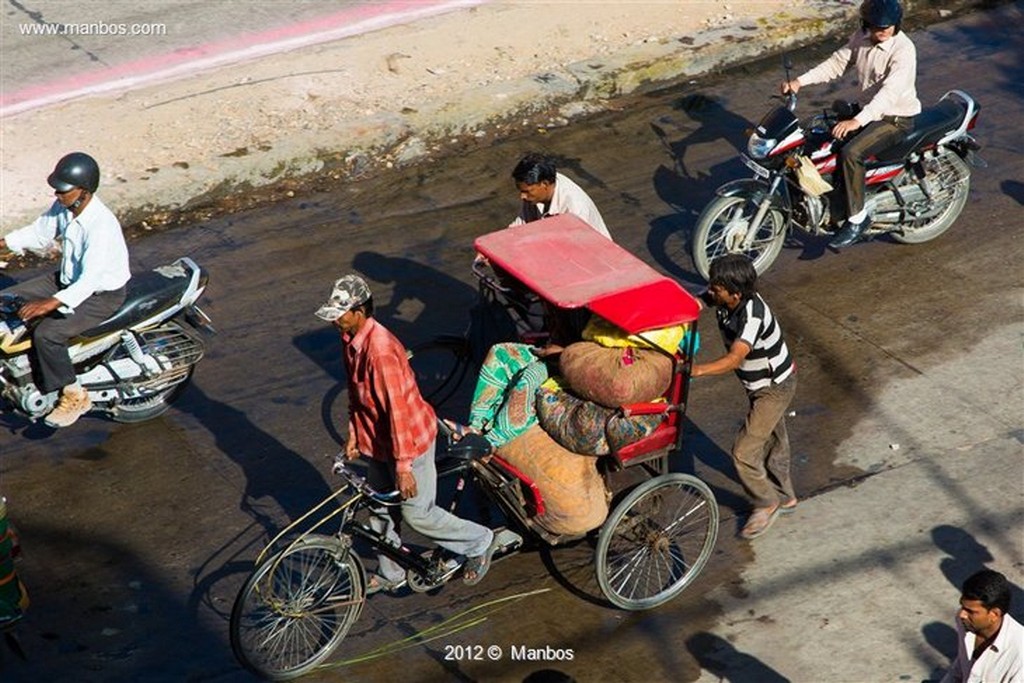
[
  {"x1": 690, "y1": 66, "x2": 984, "y2": 280},
  {"x1": 0, "y1": 257, "x2": 213, "y2": 424}
]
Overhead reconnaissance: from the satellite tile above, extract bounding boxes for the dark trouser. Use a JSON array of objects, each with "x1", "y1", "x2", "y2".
[
  {"x1": 9, "y1": 273, "x2": 126, "y2": 393},
  {"x1": 839, "y1": 117, "x2": 914, "y2": 217},
  {"x1": 732, "y1": 373, "x2": 798, "y2": 509}
]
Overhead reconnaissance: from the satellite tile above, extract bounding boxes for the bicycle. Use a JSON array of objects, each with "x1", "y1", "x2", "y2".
[
  {"x1": 230, "y1": 423, "x2": 718, "y2": 680},
  {"x1": 229, "y1": 432, "x2": 522, "y2": 681}
]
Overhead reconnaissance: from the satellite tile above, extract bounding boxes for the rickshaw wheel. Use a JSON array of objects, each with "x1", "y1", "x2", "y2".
[
  {"x1": 595, "y1": 474, "x2": 718, "y2": 611},
  {"x1": 230, "y1": 535, "x2": 365, "y2": 680}
]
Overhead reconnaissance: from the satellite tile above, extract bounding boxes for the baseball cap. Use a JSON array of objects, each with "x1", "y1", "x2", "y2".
[{"x1": 315, "y1": 274, "x2": 372, "y2": 321}]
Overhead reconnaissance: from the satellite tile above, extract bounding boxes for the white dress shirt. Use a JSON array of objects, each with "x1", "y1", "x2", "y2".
[
  {"x1": 797, "y1": 29, "x2": 921, "y2": 126},
  {"x1": 941, "y1": 612, "x2": 1024, "y2": 683},
  {"x1": 5, "y1": 196, "x2": 130, "y2": 310},
  {"x1": 511, "y1": 172, "x2": 612, "y2": 239}
]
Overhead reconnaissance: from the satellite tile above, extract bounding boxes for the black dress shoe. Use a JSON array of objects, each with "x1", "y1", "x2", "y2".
[{"x1": 829, "y1": 216, "x2": 871, "y2": 248}]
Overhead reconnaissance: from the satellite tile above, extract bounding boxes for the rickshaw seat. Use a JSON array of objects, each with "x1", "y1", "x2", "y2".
[
  {"x1": 490, "y1": 454, "x2": 546, "y2": 516},
  {"x1": 620, "y1": 401, "x2": 672, "y2": 417}
]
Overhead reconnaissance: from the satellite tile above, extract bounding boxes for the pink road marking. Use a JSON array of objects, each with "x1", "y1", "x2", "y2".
[{"x1": 1, "y1": 0, "x2": 486, "y2": 117}]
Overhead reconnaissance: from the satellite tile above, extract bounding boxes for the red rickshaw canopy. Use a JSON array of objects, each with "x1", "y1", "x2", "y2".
[{"x1": 474, "y1": 215, "x2": 700, "y2": 334}]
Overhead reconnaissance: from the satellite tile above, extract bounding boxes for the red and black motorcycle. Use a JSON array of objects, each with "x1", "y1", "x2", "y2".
[{"x1": 690, "y1": 69, "x2": 983, "y2": 280}]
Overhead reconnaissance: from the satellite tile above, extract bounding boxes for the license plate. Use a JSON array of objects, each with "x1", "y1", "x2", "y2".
[{"x1": 741, "y1": 154, "x2": 770, "y2": 179}]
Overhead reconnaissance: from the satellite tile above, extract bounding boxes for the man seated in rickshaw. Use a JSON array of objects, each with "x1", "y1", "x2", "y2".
[
  {"x1": 474, "y1": 152, "x2": 614, "y2": 334},
  {"x1": 444, "y1": 300, "x2": 574, "y2": 451}
]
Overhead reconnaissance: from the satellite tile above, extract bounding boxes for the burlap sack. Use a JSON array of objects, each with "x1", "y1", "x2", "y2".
[
  {"x1": 496, "y1": 425, "x2": 609, "y2": 536},
  {"x1": 535, "y1": 386, "x2": 662, "y2": 456},
  {"x1": 559, "y1": 340, "x2": 673, "y2": 408}
]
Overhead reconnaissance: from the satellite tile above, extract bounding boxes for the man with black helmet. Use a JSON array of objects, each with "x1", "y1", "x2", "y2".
[
  {"x1": 0, "y1": 152, "x2": 130, "y2": 428},
  {"x1": 781, "y1": 0, "x2": 920, "y2": 248}
]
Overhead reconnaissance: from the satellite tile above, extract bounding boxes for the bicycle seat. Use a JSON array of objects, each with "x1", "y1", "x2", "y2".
[{"x1": 443, "y1": 433, "x2": 493, "y2": 462}]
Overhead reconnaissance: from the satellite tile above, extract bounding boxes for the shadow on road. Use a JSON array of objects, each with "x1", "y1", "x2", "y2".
[
  {"x1": 0, "y1": 523, "x2": 243, "y2": 682},
  {"x1": 687, "y1": 631, "x2": 790, "y2": 682}
]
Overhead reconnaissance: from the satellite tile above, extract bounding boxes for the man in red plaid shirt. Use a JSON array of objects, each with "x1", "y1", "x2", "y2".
[{"x1": 317, "y1": 274, "x2": 497, "y2": 592}]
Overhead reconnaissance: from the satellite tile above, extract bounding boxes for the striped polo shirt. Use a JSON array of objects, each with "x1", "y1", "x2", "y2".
[{"x1": 715, "y1": 293, "x2": 794, "y2": 392}]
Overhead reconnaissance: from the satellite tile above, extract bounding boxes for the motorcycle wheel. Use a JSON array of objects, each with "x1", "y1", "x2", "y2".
[
  {"x1": 892, "y1": 151, "x2": 970, "y2": 244},
  {"x1": 692, "y1": 195, "x2": 787, "y2": 281},
  {"x1": 110, "y1": 366, "x2": 194, "y2": 423}
]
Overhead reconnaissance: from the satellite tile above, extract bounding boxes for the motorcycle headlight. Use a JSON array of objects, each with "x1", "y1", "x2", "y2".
[{"x1": 747, "y1": 133, "x2": 776, "y2": 160}]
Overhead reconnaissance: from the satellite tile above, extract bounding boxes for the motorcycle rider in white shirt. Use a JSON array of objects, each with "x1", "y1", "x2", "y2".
[{"x1": 0, "y1": 152, "x2": 131, "y2": 428}]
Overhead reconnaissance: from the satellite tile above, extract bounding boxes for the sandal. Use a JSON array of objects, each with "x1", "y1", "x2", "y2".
[
  {"x1": 779, "y1": 498, "x2": 799, "y2": 515},
  {"x1": 739, "y1": 505, "x2": 781, "y2": 540},
  {"x1": 366, "y1": 573, "x2": 406, "y2": 595},
  {"x1": 463, "y1": 537, "x2": 499, "y2": 586}
]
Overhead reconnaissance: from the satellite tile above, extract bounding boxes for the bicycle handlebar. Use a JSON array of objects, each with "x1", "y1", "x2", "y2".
[
  {"x1": 472, "y1": 257, "x2": 514, "y2": 294},
  {"x1": 332, "y1": 456, "x2": 403, "y2": 505}
]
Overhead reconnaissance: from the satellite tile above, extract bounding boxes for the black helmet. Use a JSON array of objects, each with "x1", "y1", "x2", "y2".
[
  {"x1": 861, "y1": 0, "x2": 903, "y2": 30},
  {"x1": 47, "y1": 152, "x2": 100, "y2": 193}
]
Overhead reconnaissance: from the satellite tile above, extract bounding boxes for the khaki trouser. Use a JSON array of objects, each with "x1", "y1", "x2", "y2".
[
  {"x1": 839, "y1": 117, "x2": 914, "y2": 217},
  {"x1": 732, "y1": 373, "x2": 798, "y2": 508}
]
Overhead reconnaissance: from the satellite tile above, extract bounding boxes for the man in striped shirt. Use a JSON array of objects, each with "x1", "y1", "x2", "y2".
[
  {"x1": 318, "y1": 274, "x2": 496, "y2": 590},
  {"x1": 692, "y1": 255, "x2": 798, "y2": 540}
]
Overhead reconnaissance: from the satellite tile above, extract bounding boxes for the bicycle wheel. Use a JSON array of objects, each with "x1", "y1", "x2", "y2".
[
  {"x1": 595, "y1": 474, "x2": 718, "y2": 611},
  {"x1": 230, "y1": 535, "x2": 366, "y2": 681},
  {"x1": 407, "y1": 337, "x2": 471, "y2": 408}
]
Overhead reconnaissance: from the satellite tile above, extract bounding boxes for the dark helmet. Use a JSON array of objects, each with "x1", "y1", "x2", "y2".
[
  {"x1": 861, "y1": 0, "x2": 903, "y2": 31},
  {"x1": 47, "y1": 152, "x2": 100, "y2": 193}
]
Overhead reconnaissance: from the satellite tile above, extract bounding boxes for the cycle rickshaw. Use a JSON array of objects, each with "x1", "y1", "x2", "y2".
[{"x1": 229, "y1": 215, "x2": 719, "y2": 680}]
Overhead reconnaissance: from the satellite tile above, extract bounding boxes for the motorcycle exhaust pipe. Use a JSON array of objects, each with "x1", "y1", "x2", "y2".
[{"x1": 867, "y1": 184, "x2": 928, "y2": 218}]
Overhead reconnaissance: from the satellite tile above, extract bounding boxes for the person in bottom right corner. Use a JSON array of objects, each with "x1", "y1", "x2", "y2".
[
  {"x1": 690, "y1": 254, "x2": 797, "y2": 540},
  {"x1": 941, "y1": 569, "x2": 1023, "y2": 683}
]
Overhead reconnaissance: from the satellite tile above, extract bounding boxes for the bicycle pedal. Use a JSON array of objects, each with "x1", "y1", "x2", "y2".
[
  {"x1": 492, "y1": 527, "x2": 523, "y2": 555},
  {"x1": 420, "y1": 551, "x2": 461, "y2": 571}
]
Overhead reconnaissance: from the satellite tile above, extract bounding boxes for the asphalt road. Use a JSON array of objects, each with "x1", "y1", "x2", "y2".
[{"x1": 0, "y1": 6, "x2": 1020, "y2": 682}]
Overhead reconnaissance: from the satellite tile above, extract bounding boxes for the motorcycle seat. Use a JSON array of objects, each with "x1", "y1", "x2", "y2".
[
  {"x1": 73, "y1": 268, "x2": 191, "y2": 341},
  {"x1": 874, "y1": 100, "x2": 964, "y2": 162}
]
